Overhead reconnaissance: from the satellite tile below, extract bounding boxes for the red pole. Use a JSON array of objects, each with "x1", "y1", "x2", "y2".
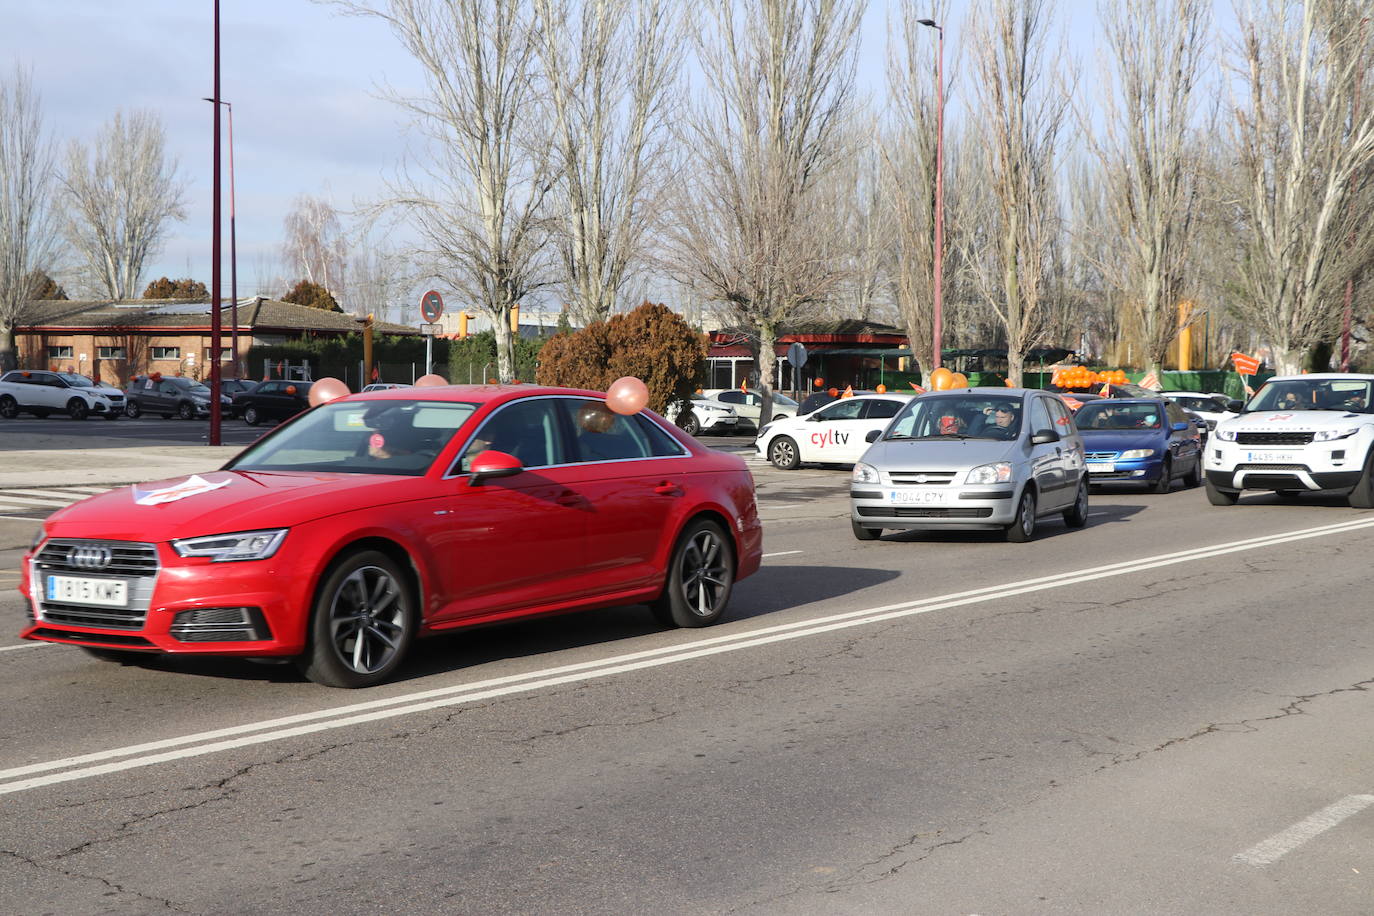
[
  {"x1": 1340, "y1": 17, "x2": 1368, "y2": 372},
  {"x1": 932, "y1": 24, "x2": 944, "y2": 372},
  {"x1": 227, "y1": 101, "x2": 238, "y2": 377},
  {"x1": 209, "y1": 0, "x2": 222, "y2": 445}
]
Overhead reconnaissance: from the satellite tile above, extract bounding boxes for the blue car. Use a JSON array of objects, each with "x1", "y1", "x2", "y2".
[{"x1": 1074, "y1": 397, "x2": 1203, "y2": 493}]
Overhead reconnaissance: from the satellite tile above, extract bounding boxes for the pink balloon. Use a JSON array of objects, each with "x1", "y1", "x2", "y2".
[
  {"x1": 308, "y1": 377, "x2": 350, "y2": 407},
  {"x1": 415, "y1": 374, "x2": 448, "y2": 387},
  {"x1": 605, "y1": 376, "x2": 649, "y2": 416}
]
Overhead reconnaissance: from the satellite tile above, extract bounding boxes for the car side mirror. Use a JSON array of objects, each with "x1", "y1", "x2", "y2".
[
  {"x1": 468, "y1": 449, "x2": 523, "y2": 484},
  {"x1": 1172, "y1": 421, "x2": 1189, "y2": 431},
  {"x1": 1226, "y1": 400, "x2": 1243, "y2": 412},
  {"x1": 1030, "y1": 429, "x2": 1058, "y2": 445},
  {"x1": 865, "y1": 429, "x2": 882, "y2": 443}
]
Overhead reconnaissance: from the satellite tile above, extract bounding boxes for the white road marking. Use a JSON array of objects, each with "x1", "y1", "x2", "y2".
[
  {"x1": 0, "y1": 643, "x2": 46, "y2": 653},
  {"x1": 0, "y1": 514, "x2": 45, "y2": 521},
  {"x1": 0, "y1": 494, "x2": 71, "y2": 507},
  {"x1": 3, "y1": 488, "x2": 107, "y2": 499},
  {"x1": 4, "y1": 515, "x2": 1374, "y2": 796},
  {"x1": 762, "y1": 550, "x2": 804, "y2": 558},
  {"x1": 1233, "y1": 795, "x2": 1374, "y2": 867}
]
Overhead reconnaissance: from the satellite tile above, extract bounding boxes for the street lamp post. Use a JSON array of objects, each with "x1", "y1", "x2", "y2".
[
  {"x1": 208, "y1": 0, "x2": 223, "y2": 446},
  {"x1": 918, "y1": 18, "x2": 945, "y2": 374},
  {"x1": 204, "y1": 97, "x2": 238, "y2": 377}
]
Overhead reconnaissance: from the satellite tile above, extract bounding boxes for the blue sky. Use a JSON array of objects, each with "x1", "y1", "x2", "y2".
[{"x1": 2, "y1": 0, "x2": 1204, "y2": 306}]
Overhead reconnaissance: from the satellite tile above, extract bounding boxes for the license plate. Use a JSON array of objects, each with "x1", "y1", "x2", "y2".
[
  {"x1": 45, "y1": 575, "x2": 128, "y2": 607},
  {"x1": 1088, "y1": 462, "x2": 1115, "y2": 474},
  {"x1": 890, "y1": 489, "x2": 946, "y2": 505},
  {"x1": 1246, "y1": 451, "x2": 1296, "y2": 462}
]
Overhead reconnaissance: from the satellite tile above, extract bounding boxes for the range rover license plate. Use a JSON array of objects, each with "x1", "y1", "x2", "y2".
[
  {"x1": 45, "y1": 576, "x2": 128, "y2": 607},
  {"x1": 1246, "y1": 451, "x2": 1296, "y2": 462}
]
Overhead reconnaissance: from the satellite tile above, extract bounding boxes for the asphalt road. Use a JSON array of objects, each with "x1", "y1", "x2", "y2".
[
  {"x1": 1, "y1": 436, "x2": 1373, "y2": 913},
  {"x1": 0, "y1": 413, "x2": 270, "y2": 449}
]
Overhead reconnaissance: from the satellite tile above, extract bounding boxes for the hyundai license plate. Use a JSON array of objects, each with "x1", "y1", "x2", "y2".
[
  {"x1": 1246, "y1": 451, "x2": 1296, "y2": 462},
  {"x1": 890, "y1": 489, "x2": 946, "y2": 505},
  {"x1": 45, "y1": 576, "x2": 127, "y2": 607},
  {"x1": 1088, "y1": 462, "x2": 1115, "y2": 474}
]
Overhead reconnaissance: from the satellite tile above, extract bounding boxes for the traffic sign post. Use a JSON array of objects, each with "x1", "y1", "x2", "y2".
[
  {"x1": 419, "y1": 292, "x2": 445, "y2": 375},
  {"x1": 786, "y1": 342, "x2": 808, "y2": 403}
]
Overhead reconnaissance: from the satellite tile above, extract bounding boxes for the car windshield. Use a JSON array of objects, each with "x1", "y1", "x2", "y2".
[
  {"x1": 771, "y1": 392, "x2": 798, "y2": 407},
  {"x1": 1076, "y1": 402, "x2": 1162, "y2": 430},
  {"x1": 226, "y1": 400, "x2": 480, "y2": 477},
  {"x1": 886, "y1": 395, "x2": 1025, "y2": 440},
  {"x1": 1244, "y1": 379, "x2": 1373, "y2": 414},
  {"x1": 57, "y1": 373, "x2": 94, "y2": 387}
]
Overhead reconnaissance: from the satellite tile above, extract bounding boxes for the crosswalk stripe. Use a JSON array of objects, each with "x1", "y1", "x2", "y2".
[
  {"x1": 2, "y1": 488, "x2": 107, "y2": 499},
  {"x1": 0, "y1": 494, "x2": 71, "y2": 507}
]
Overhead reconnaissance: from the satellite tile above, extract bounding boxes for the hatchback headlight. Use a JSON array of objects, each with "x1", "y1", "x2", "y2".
[
  {"x1": 172, "y1": 529, "x2": 287, "y2": 562},
  {"x1": 852, "y1": 462, "x2": 881, "y2": 484},
  {"x1": 966, "y1": 462, "x2": 1012, "y2": 485},
  {"x1": 1120, "y1": 448, "x2": 1156, "y2": 459},
  {"x1": 1214, "y1": 428, "x2": 1237, "y2": 441},
  {"x1": 1313, "y1": 427, "x2": 1359, "y2": 442}
]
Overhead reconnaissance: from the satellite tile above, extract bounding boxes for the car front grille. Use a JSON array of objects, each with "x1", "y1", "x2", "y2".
[
  {"x1": 1236, "y1": 463, "x2": 1310, "y2": 472},
  {"x1": 856, "y1": 506, "x2": 993, "y2": 519},
  {"x1": 887, "y1": 470, "x2": 959, "y2": 485},
  {"x1": 1236, "y1": 432, "x2": 1314, "y2": 446},
  {"x1": 32, "y1": 539, "x2": 159, "y2": 630},
  {"x1": 1086, "y1": 452, "x2": 1119, "y2": 461}
]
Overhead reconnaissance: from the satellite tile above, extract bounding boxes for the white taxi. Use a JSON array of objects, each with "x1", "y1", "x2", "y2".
[{"x1": 756, "y1": 393, "x2": 914, "y2": 469}]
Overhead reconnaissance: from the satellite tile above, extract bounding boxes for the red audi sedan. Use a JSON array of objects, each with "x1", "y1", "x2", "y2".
[{"x1": 18, "y1": 386, "x2": 763, "y2": 687}]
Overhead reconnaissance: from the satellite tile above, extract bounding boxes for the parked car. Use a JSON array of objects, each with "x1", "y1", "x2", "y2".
[
  {"x1": 19, "y1": 385, "x2": 763, "y2": 687},
  {"x1": 1161, "y1": 391, "x2": 1237, "y2": 437},
  {"x1": 1205, "y1": 373, "x2": 1374, "y2": 507},
  {"x1": 236, "y1": 379, "x2": 315, "y2": 426},
  {"x1": 0, "y1": 369, "x2": 125, "y2": 420},
  {"x1": 363, "y1": 383, "x2": 413, "y2": 392},
  {"x1": 1075, "y1": 397, "x2": 1203, "y2": 493},
  {"x1": 220, "y1": 379, "x2": 260, "y2": 419},
  {"x1": 124, "y1": 375, "x2": 226, "y2": 420},
  {"x1": 701, "y1": 388, "x2": 800, "y2": 431},
  {"x1": 850, "y1": 388, "x2": 1088, "y2": 542},
  {"x1": 663, "y1": 394, "x2": 741, "y2": 437},
  {"x1": 756, "y1": 393, "x2": 915, "y2": 469}
]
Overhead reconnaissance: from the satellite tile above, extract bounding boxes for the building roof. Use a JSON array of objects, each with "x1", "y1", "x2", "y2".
[{"x1": 18, "y1": 297, "x2": 417, "y2": 336}]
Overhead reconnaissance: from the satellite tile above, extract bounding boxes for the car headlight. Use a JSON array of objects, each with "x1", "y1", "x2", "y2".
[
  {"x1": 852, "y1": 462, "x2": 881, "y2": 484},
  {"x1": 1313, "y1": 427, "x2": 1359, "y2": 442},
  {"x1": 171, "y1": 529, "x2": 287, "y2": 562},
  {"x1": 1214, "y1": 428, "x2": 1237, "y2": 441},
  {"x1": 1120, "y1": 448, "x2": 1156, "y2": 459},
  {"x1": 965, "y1": 462, "x2": 1012, "y2": 485}
]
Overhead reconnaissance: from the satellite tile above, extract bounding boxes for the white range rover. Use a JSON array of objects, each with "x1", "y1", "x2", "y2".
[{"x1": 1204, "y1": 373, "x2": 1374, "y2": 507}]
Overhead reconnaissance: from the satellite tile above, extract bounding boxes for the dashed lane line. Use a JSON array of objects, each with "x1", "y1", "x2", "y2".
[{"x1": 1233, "y1": 795, "x2": 1374, "y2": 867}]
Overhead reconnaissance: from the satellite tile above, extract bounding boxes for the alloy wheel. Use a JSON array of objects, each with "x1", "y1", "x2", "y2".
[
  {"x1": 678, "y1": 529, "x2": 731, "y2": 618},
  {"x1": 326, "y1": 565, "x2": 407, "y2": 675}
]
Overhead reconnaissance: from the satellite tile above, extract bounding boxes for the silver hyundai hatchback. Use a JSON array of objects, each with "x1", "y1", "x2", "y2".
[{"x1": 850, "y1": 388, "x2": 1088, "y2": 542}]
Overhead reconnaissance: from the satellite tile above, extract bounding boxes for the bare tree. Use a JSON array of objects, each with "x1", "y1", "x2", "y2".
[
  {"x1": 59, "y1": 109, "x2": 186, "y2": 300},
  {"x1": 962, "y1": 0, "x2": 1069, "y2": 386},
  {"x1": 282, "y1": 193, "x2": 348, "y2": 307},
  {"x1": 881, "y1": 0, "x2": 952, "y2": 381},
  {"x1": 332, "y1": 0, "x2": 554, "y2": 382},
  {"x1": 1083, "y1": 0, "x2": 1210, "y2": 374},
  {"x1": 0, "y1": 68, "x2": 60, "y2": 372},
  {"x1": 664, "y1": 0, "x2": 866, "y2": 422},
  {"x1": 534, "y1": 0, "x2": 681, "y2": 324},
  {"x1": 347, "y1": 218, "x2": 416, "y2": 325},
  {"x1": 831, "y1": 144, "x2": 893, "y2": 324},
  {"x1": 1227, "y1": 0, "x2": 1374, "y2": 374}
]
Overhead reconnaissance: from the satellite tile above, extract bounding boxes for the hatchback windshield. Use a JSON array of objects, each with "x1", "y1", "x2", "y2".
[
  {"x1": 1076, "y1": 402, "x2": 1162, "y2": 430},
  {"x1": 887, "y1": 395, "x2": 1025, "y2": 440},
  {"x1": 227, "y1": 400, "x2": 479, "y2": 476},
  {"x1": 1244, "y1": 379, "x2": 1372, "y2": 414},
  {"x1": 57, "y1": 373, "x2": 94, "y2": 388}
]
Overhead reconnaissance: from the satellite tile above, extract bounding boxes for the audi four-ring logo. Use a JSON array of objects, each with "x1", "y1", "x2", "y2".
[{"x1": 68, "y1": 545, "x2": 112, "y2": 569}]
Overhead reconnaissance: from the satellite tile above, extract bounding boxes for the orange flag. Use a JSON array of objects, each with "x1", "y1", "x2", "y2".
[
  {"x1": 841, "y1": 385, "x2": 854, "y2": 398},
  {"x1": 909, "y1": 382, "x2": 926, "y2": 393}
]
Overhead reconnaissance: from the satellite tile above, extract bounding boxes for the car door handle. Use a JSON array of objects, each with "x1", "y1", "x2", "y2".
[
  {"x1": 555, "y1": 490, "x2": 585, "y2": 507},
  {"x1": 654, "y1": 482, "x2": 684, "y2": 496}
]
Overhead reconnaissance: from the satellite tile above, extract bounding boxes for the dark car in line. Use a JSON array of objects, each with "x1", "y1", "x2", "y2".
[
  {"x1": 1076, "y1": 397, "x2": 1203, "y2": 493},
  {"x1": 124, "y1": 375, "x2": 223, "y2": 420},
  {"x1": 237, "y1": 379, "x2": 315, "y2": 426}
]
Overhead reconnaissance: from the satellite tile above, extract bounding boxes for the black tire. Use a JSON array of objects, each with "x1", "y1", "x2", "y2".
[
  {"x1": 0, "y1": 395, "x2": 17, "y2": 419},
  {"x1": 768, "y1": 436, "x2": 800, "y2": 470},
  {"x1": 124, "y1": 399, "x2": 142, "y2": 419},
  {"x1": 1062, "y1": 477, "x2": 1089, "y2": 528},
  {"x1": 243, "y1": 405, "x2": 261, "y2": 426},
  {"x1": 1005, "y1": 488, "x2": 1037, "y2": 543},
  {"x1": 177, "y1": 401, "x2": 195, "y2": 420},
  {"x1": 1151, "y1": 458, "x2": 1172, "y2": 494},
  {"x1": 66, "y1": 398, "x2": 89, "y2": 421},
  {"x1": 649, "y1": 519, "x2": 735, "y2": 628},
  {"x1": 851, "y1": 519, "x2": 882, "y2": 541},
  {"x1": 296, "y1": 550, "x2": 417, "y2": 688},
  {"x1": 1183, "y1": 456, "x2": 1202, "y2": 488},
  {"x1": 678, "y1": 411, "x2": 701, "y2": 437},
  {"x1": 1205, "y1": 477, "x2": 1240, "y2": 506},
  {"x1": 1348, "y1": 450, "x2": 1374, "y2": 509}
]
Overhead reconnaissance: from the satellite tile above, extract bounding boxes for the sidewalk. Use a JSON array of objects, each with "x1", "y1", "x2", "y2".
[{"x1": 0, "y1": 434, "x2": 240, "y2": 488}]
